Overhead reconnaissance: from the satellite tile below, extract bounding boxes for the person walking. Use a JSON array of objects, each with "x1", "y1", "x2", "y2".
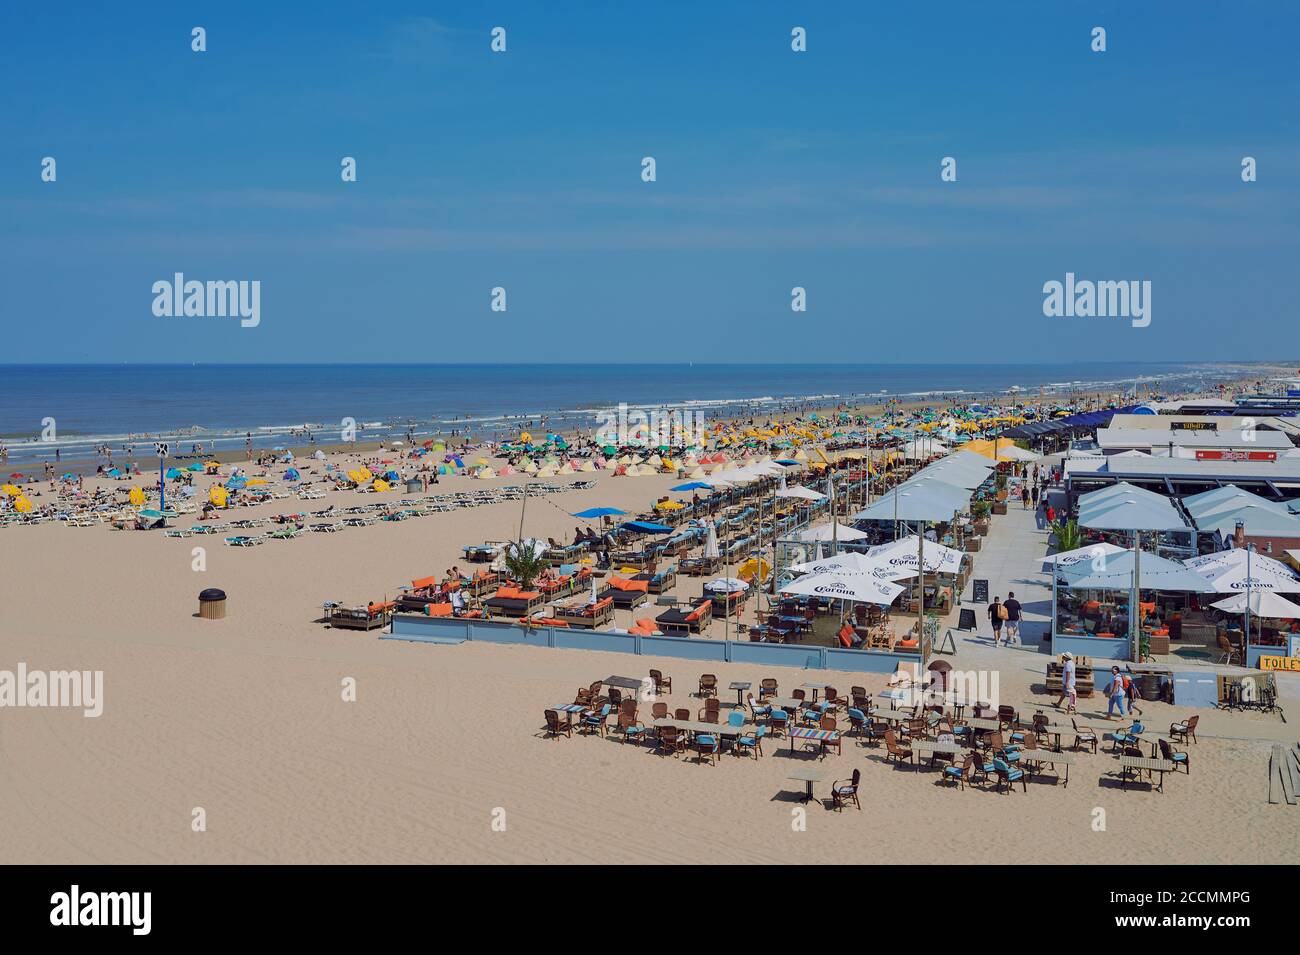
[
  {"x1": 1055, "y1": 651, "x2": 1077, "y2": 713},
  {"x1": 1031, "y1": 484, "x2": 1040, "y2": 508},
  {"x1": 1104, "y1": 666, "x2": 1128, "y2": 719},
  {"x1": 1020, "y1": 484, "x2": 1030, "y2": 509},
  {"x1": 989, "y1": 596, "x2": 1007, "y2": 647},
  {"x1": 1003, "y1": 591, "x2": 1022, "y2": 644}
]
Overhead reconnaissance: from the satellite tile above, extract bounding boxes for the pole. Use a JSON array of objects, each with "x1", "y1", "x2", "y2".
[
  {"x1": 917, "y1": 520, "x2": 926, "y2": 652},
  {"x1": 159, "y1": 456, "x2": 165, "y2": 513},
  {"x1": 1244, "y1": 543, "x2": 1254, "y2": 663},
  {"x1": 1130, "y1": 531, "x2": 1140, "y2": 662},
  {"x1": 517, "y1": 480, "x2": 529, "y2": 543}
]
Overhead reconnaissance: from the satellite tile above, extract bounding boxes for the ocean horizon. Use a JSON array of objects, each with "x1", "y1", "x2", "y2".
[{"x1": 0, "y1": 360, "x2": 1270, "y2": 463}]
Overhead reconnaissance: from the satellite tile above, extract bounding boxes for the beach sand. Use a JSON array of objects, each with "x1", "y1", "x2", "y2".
[{"x1": 2, "y1": 454, "x2": 1296, "y2": 864}]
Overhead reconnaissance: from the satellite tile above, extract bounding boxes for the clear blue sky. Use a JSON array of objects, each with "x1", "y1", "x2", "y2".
[{"x1": 1, "y1": 2, "x2": 1296, "y2": 363}]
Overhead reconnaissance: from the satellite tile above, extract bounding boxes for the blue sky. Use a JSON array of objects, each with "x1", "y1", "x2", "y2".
[{"x1": 1, "y1": 1, "x2": 1296, "y2": 363}]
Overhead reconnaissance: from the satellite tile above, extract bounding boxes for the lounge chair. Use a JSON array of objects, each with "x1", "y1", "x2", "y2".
[
  {"x1": 831, "y1": 768, "x2": 862, "y2": 811},
  {"x1": 698, "y1": 674, "x2": 718, "y2": 698},
  {"x1": 649, "y1": 669, "x2": 672, "y2": 694}
]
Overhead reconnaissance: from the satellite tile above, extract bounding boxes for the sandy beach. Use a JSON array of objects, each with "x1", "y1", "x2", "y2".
[{"x1": 2, "y1": 426, "x2": 1296, "y2": 864}]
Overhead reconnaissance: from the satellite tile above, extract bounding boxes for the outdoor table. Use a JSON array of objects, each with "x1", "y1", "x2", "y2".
[
  {"x1": 868, "y1": 708, "x2": 915, "y2": 724},
  {"x1": 729, "y1": 681, "x2": 752, "y2": 707},
  {"x1": 604, "y1": 675, "x2": 647, "y2": 693},
  {"x1": 1119, "y1": 755, "x2": 1174, "y2": 792},
  {"x1": 1017, "y1": 748, "x2": 1078, "y2": 787},
  {"x1": 910, "y1": 740, "x2": 964, "y2": 769},
  {"x1": 770, "y1": 696, "x2": 803, "y2": 712},
  {"x1": 652, "y1": 718, "x2": 750, "y2": 737},
  {"x1": 551, "y1": 703, "x2": 587, "y2": 724},
  {"x1": 788, "y1": 726, "x2": 839, "y2": 758},
  {"x1": 786, "y1": 766, "x2": 827, "y2": 803}
]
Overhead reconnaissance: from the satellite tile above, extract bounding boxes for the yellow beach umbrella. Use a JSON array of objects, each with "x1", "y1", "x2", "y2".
[
  {"x1": 209, "y1": 485, "x2": 228, "y2": 507},
  {"x1": 128, "y1": 486, "x2": 146, "y2": 506},
  {"x1": 1, "y1": 484, "x2": 19, "y2": 497},
  {"x1": 246, "y1": 478, "x2": 268, "y2": 486},
  {"x1": 14, "y1": 495, "x2": 33, "y2": 513},
  {"x1": 373, "y1": 478, "x2": 390, "y2": 492},
  {"x1": 737, "y1": 557, "x2": 771, "y2": 583}
]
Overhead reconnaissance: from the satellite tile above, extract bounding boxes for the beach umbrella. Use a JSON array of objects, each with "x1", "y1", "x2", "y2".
[
  {"x1": 13, "y1": 495, "x2": 33, "y2": 513},
  {"x1": 107, "y1": 468, "x2": 123, "y2": 477},
  {"x1": 186, "y1": 463, "x2": 204, "y2": 472},
  {"x1": 672, "y1": 481, "x2": 713, "y2": 492},
  {"x1": 1, "y1": 484, "x2": 19, "y2": 497},
  {"x1": 573, "y1": 507, "x2": 626, "y2": 518},
  {"x1": 284, "y1": 468, "x2": 300, "y2": 481},
  {"x1": 1059, "y1": 550, "x2": 1215, "y2": 592},
  {"x1": 128, "y1": 487, "x2": 146, "y2": 506},
  {"x1": 780, "y1": 570, "x2": 904, "y2": 607},
  {"x1": 1184, "y1": 549, "x2": 1300, "y2": 593},
  {"x1": 776, "y1": 485, "x2": 826, "y2": 502},
  {"x1": 737, "y1": 557, "x2": 771, "y2": 584},
  {"x1": 792, "y1": 521, "x2": 869, "y2": 543},
  {"x1": 246, "y1": 478, "x2": 268, "y2": 486},
  {"x1": 1040, "y1": 541, "x2": 1126, "y2": 571},
  {"x1": 704, "y1": 523, "x2": 720, "y2": 559},
  {"x1": 864, "y1": 536, "x2": 966, "y2": 577},
  {"x1": 704, "y1": 577, "x2": 750, "y2": 594},
  {"x1": 209, "y1": 485, "x2": 228, "y2": 507},
  {"x1": 1211, "y1": 591, "x2": 1300, "y2": 619}
]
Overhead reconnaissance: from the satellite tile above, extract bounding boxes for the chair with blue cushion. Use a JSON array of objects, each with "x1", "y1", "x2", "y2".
[
  {"x1": 1159, "y1": 738, "x2": 1190, "y2": 775},
  {"x1": 847, "y1": 707, "x2": 868, "y2": 736},
  {"x1": 617, "y1": 713, "x2": 647, "y2": 745},
  {"x1": 1113, "y1": 720, "x2": 1145, "y2": 752},
  {"x1": 746, "y1": 694, "x2": 771, "y2": 720},
  {"x1": 943, "y1": 753, "x2": 975, "y2": 790},
  {"x1": 581, "y1": 703, "x2": 611, "y2": 737},
  {"x1": 993, "y1": 756, "x2": 1027, "y2": 794},
  {"x1": 694, "y1": 733, "x2": 720, "y2": 766},
  {"x1": 736, "y1": 725, "x2": 767, "y2": 759},
  {"x1": 768, "y1": 708, "x2": 789, "y2": 737}
]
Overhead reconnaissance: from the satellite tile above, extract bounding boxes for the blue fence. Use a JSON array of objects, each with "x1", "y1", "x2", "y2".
[
  {"x1": 387, "y1": 614, "x2": 913, "y2": 673},
  {"x1": 1051, "y1": 632, "x2": 1131, "y2": 662}
]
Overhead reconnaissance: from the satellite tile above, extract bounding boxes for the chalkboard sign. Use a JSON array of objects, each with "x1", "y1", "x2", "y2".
[
  {"x1": 972, "y1": 578, "x2": 989, "y2": 604},
  {"x1": 958, "y1": 608, "x2": 977, "y2": 631}
]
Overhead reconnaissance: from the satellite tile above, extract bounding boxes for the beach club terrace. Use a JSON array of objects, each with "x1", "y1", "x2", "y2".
[{"x1": 1064, "y1": 456, "x2": 1300, "y2": 503}]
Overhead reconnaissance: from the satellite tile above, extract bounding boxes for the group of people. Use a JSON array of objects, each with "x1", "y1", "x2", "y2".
[{"x1": 987, "y1": 592, "x2": 1023, "y2": 647}]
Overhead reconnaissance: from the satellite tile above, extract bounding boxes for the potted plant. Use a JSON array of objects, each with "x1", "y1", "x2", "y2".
[
  {"x1": 970, "y1": 500, "x2": 991, "y2": 538},
  {"x1": 1049, "y1": 518, "x2": 1082, "y2": 553},
  {"x1": 503, "y1": 540, "x2": 548, "y2": 632}
]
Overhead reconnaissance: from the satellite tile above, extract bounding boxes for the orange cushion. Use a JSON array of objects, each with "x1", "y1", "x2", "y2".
[
  {"x1": 897, "y1": 638, "x2": 918, "y2": 649},
  {"x1": 838, "y1": 630, "x2": 853, "y2": 648},
  {"x1": 367, "y1": 601, "x2": 395, "y2": 614},
  {"x1": 685, "y1": 605, "x2": 707, "y2": 622},
  {"x1": 607, "y1": 575, "x2": 648, "y2": 593},
  {"x1": 425, "y1": 603, "x2": 453, "y2": 617},
  {"x1": 411, "y1": 575, "x2": 438, "y2": 590}
]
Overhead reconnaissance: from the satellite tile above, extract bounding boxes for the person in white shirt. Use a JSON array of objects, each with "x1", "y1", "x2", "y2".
[{"x1": 1055, "y1": 651, "x2": 1077, "y2": 713}]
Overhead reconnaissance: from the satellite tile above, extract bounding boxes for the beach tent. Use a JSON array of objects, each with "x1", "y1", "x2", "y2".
[
  {"x1": 284, "y1": 468, "x2": 300, "y2": 481},
  {"x1": 165, "y1": 468, "x2": 182, "y2": 479}
]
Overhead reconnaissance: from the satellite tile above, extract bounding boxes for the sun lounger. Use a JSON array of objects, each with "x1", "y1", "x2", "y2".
[
  {"x1": 310, "y1": 522, "x2": 344, "y2": 533},
  {"x1": 655, "y1": 598, "x2": 713, "y2": 635},
  {"x1": 634, "y1": 566, "x2": 677, "y2": 595},
  {"x1": 164, "y1": 527, "x2": 192, "y2": 538},
  {"x1": 553, "y1": 597, "x2": 615, "y2": 629},
  {"x1": 266, "y1": 527, "x2": 300, "y2": 540},
  {"x1": 223, "y1": 535, "x2": 263, "y2": 547},
  {"x1": 679, "y1": 556, "x2": 722, "y2": 577},
  {"x1": 327, "y1": 600, "x2": 394, "y2": 631},
  {"x1": 483, "y1": 586, "x2": 546, "y2": 618},
  {"x1": 599, "y1": 575, "x2": 650, "y2": 611},
  {"x1": 463, "y1": 541, "x2": 506, "y2": 562}
]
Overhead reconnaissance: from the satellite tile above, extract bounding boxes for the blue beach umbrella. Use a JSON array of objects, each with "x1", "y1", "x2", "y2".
[
  {"x1": 284, "y1": 468, "x2": 300, "y2": 481},
  {"x1": 671, "y1": 481, "x2": 713, "y2": 491},
  {"x1": 572, "y1": 506, "x2": 626, "y2": 518}
]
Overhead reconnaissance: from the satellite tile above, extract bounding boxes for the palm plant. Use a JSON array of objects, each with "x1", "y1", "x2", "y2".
[
  {"x1": 502, "y1": 540, "x2": 548, "y2": 590},
  {"x1": 1050, "y1": 518, "x2": 1082, "y2": 553}
]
